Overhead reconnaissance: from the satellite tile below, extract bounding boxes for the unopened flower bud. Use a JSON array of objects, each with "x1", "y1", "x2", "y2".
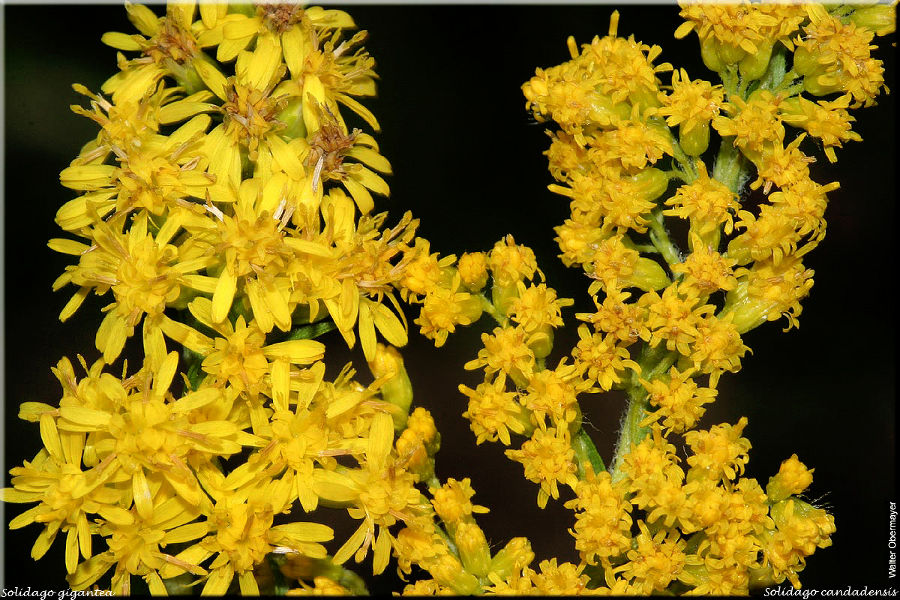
[
  {"x1": 454, "y1": 521, "x2": 492, "y2": 577},
  {"x1": 489, "y1": 537, "x2": 534, "y2": 581},
  {"x1": 766, "y1": 454, "x2": 814, "y2": 503}
]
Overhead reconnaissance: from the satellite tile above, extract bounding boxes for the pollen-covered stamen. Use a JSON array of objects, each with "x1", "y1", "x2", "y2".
[
  {"x1": 306, "y1": 123, "x2": 360, "y2": 191},
  {"x1": 222, "y1": 78, "x2": 288, "y2": 159},
  {"x1": 144, "y1": 16, "x2": 198, "y2": 65},
  {"x1": 257, "y1": 2, "x2": 305, "y2": 34}
]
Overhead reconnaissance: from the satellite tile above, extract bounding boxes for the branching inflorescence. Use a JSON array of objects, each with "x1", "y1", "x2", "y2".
[{"x1": 2, "y1": 1, "x2": 895, "y2": 595}]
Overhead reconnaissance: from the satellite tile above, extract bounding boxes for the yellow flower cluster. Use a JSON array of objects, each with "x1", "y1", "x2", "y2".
[
  {"x1": 3, "y1": 2, "x2": 486, "y2": 595},
  {"x1": 441, "y1": 2, "x2": 892, "y2": 594}
]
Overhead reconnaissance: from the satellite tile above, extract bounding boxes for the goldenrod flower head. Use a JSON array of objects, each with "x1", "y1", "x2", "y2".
[
  {"x1": 751, "y1": 135, "x2": 816, "y2": 194},
  {"x1": 457, "y1": 251, "x2": 489, "y2": 292},
  {"x1": 794, "y1": 8, "x2": 888, "y2": 107},
  {"x1": 780, "y1": 94, "x2": 861, "y2": 163},
  {"x1": 530, "y1": 558, "x2": 590, "y2": 595},
  {"x1": 675, "y1": 2, "x2": 806, "y2": 76},
  {"x1": 488, "y1": 235, "x2": 540, "y2": 288},
  {"x1": 454, "y1": 520, "x2": 491, "y2": 577},
  {"x1": 488, "y1": 537, "x2": 535, "y2": 582},
  {"x1": 673, "y1": 237, "x2": 738, "y2": 298},
  {"x1": 767, "y1": 454, "x2": 815, "y2": 503},
  {"x1": 587, "y1": 235, "x2": 670, "y2": 293},
  {"x1": 664, "y1": 161, "x2": 739, "y2": 245},
  {"x1": 615, "y1": 521, "x2": 689, "y2": 594},
  {"x1": 764, "y1": 498, "x2": 836, "y2": 589},
  {"x1": 587, "y1": 120, "x2": 673, "y2": 172},
  {"x1": 685, "y1": 417, "x2": 752, "y2": 483},
  {"x1": 430, "y1": 478, "x2": 489, "y2": 525},
  {"x1": 509, "y1": 282, "x2": 573, "y2": 333},
  {"x1": 506, "y1": 427, "x2": 579, "y2": 508},
  {"x1": 401, "y1": 238, "x2": 453, "y2": 298},
  {"x1": 464, "y1": 325, "x2": 536, "y2": 387},
  {"x1": 460, "y1": 376, "x2": 528, "y2": 446},
  {"x1": 690, "y1": 314, "x2": 749, "y2": 386},
  {"x1": 565, "y1": 470, "x2": 633, "y2": 566},
  {"x1": 554, "y1": 217, "x2": 606, "y2": 268},
  {"x1": 576, "y1": 289, "x2": 649, "y2": 346},
  {"x1": 729, "y1": 206, "x2": 806, "y2": 267},
  {"x1": 713, "y1": 91, "x2": 786, "y2": 159},
  {"x1": 726, "y1": 255, "x2": 815, "y2": 333},
  {"x1": 619, "y1": 426, "x2": 682, "y2": 494},
  {"x1": 522, "y1": 363, "x2": 583, "y2": 430},
  {"x1": 639, "y1": 285, "x2": 708, "y2": 356},
  {"x1": 640, "y1": 366, "x2": 717, "y2": 435},
  {"x1": 393, "y1": 518, "x2": 447, "y2": 576},
  {"x1": 415, "y1": 277, "x2": 483, "y2": 348},
  {"x1": 657, "y1": 69, "x2": 725, "y2": 155},
  {"x1": 573, "y1": 326, "x2": 639, "y2": 391}
]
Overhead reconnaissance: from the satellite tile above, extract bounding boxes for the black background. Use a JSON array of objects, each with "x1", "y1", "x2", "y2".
[{"x1": 2, "y1": 3, "x2": 896, "y2": 594}]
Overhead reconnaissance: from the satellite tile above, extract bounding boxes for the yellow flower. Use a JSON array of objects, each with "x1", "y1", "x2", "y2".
[
  {"x1": 656, "y1": 69, "x2": 725, "y2": 156},
  {"x1": 572, "y1": 326, "x2": 639, "y2": 391},
  {"x1": 565, "y1": 470, "x2": 633, "y2": 566},
  {"x1": 414, "y1": 275, "x2": 483, "y2": 348},
  {"x1": 333, "y1": 413, "x2": 423, "y2": 575},
  {"x1": 672, "y1": 236, "x2": 738, "y2": 298},
  {"x1": 640, "y1": 366, "x2": 717, "y2": 435},
  {"x1": 766, "y1": 454, "x2": 815, "y2": 503},
  {"x1": 487, "y1": 235, "x2": 541, "y2": 288},
  {"x1": 459, "y1": 376, "x2": 529, "y2": 446},
  {"x1": 780, "y1": 94, "x2": 862, "y2": 163},
  {"x1": 67, "y1": 490, "x2": 208, "y2": 594},
  {"x1": 506, "y1": 428, "x2": 579, "y2": 508},
  {"x1": 639, "y1": 285, "x2": 709, "y2": 357},
  {"x1": 209, "y1": 5, "x2": 354, "y2": 77},
  {"x1": 794, "y1": 6, "x2": 889, "y2": 107},
  {"x1": 50, "y1": 212, "x2": 215, "y2": 363},
  {"x1": 685, "y1": 417, "x2": 752, "y2": 483},
  {"x1": 614, "y1": 521, "x2": 689, "y2": 594},
  {"x1": 724, "y1": 255, "x2": 815, "y2": 332},
  {"x1": 100, "y1": 2, "x2": 224, "y2": 103},
  {"x1": 576, "y1": 289, "x2": 649, "y2": 346},
  {"x1": 464, "y1": 325, "x2": 536, "y2": 388},
  {"x1": 530, "y1": 559, "x2": 590, "y2": 595},
  {"x1": 160, "y1": 303, "x2": 325, "y2": 400},
  {"x1": 664, "y1": 161, "x2": 738, "y2": 247},
  {"x1": 521, "y1": 363, "x2": 584, "y2": 430},
  {"x1": 675, "y1": 2, "x2": 806, "y2": 78}
]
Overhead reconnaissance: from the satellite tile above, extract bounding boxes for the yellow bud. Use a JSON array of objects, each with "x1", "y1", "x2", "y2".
[
  {"x1": 700, "y1": 37, "x2": 725, "y2": 73},
  {"x1": 766, "y1": 454, "x2": 814, "y2": 503},
  {"x1": 489, "y1": 537, "x2": 534, "y2": 581},
  {"x1": 679, "y1": 121, "x2": 710, "y2": 157},
  {"x1": 630, "y1": 168, "x2": 669, "y2": 203},
  {"x1": 739, "y1": 40, "x2": 773, "y2": 81},
  {"x1": 491, "y1": 282, "x2": 520, "y2": 318},
  {"x1": 429, "y1": 554, "x2": 481, "y2": 595},
  {"x1": 454, "y1": 521, "x2": 491, "y2": 577},
  {"x1": 458, "y1": 252, "x2": 489, "y2": 292},
  {"x1": 851, "y1": 5, "x2": 896, "y2": 36},
  {"x1": 368, "y1": 344, "x2": 413, "y2": 429},
  {"x1": 407, "y1": 407, "x2": 440, "y2": 454},
  {"x1": 630, "y1": 256, "x2": 671, "y2": 291},
  {"x1": 528, "y1": 326, "x2": 554, "y2": 360}
]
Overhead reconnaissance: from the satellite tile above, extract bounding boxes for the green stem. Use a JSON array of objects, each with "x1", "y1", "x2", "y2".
[
  {"x1": 609, "y1": 344, "x2": 677, "y2": 481},
  {"x1": 711, "y1": 138, "x2": 746, "y2": 196},
  {"x1": 654, "y1": 117, "x2": 698, "y2": 183},
  {"x1": 479, "y1": 294, "x2": 506, "y2": 326},
  {"x1": 647, "y1": 209, "x2": 682, "y2": 267},
  {"x1": 572, "y1": 427, "x2": 606, "y2": 477}
]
